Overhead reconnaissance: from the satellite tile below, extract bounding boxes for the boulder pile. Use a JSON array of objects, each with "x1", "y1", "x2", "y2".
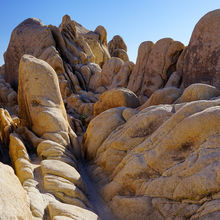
[{"x1": 1, "y1": 9, "x2": 220, "y2": 220}]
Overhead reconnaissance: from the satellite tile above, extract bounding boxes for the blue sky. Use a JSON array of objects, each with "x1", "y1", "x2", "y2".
[{"x1": 0, "y1": 0, "x2": 220, "y2": 65}]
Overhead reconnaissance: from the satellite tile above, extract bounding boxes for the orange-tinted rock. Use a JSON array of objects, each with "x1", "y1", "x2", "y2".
[
  {"x1": 112, "y1": 48, "x2": 129, "y2": 62},
  {"x1": 95, "y1": 25, "x2": 108, "y2": 46},
  {"x1": 94, "y1": 88, "x2": 140, "y2": 116},
  {"x1": 108, "y1": 35, "x2": 127, "y2": 55}
]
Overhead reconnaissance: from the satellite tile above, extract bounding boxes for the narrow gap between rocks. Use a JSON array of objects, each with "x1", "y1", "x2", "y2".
[
  {"x1": 77, "y1": 158, "x2": 117, "y2": 220},
  {"x1": 0, "y1": 141, "x2": 11, "y2": 165}
]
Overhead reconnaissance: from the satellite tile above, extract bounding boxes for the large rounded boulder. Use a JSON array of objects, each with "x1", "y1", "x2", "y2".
[
  {"x1": 182, "y1": 9, "x2": 220, "y2": 89},
  {"x1": 94, "y1": 88, "x2": 140, "y2": 116},
  {"x1": 4, "y1": 18, "x2": 59, "y2": 90}
]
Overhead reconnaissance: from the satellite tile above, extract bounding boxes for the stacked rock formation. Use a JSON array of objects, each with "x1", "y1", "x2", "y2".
[
  {"x1": 83, "y1": 94, "x2": 220, "y2": 219},
  {"x1": 108, "y1": 35, "x2": 129, "y2": 62},
  {"x1": 8, "y1": 55, "x2": 99, "y2": 219},
  {"x1": 127, "y1": 39, "x2": 184, "y2": 100},
  {"x1": 1, "y1": 8, "x2": 220, "y2": 220}
]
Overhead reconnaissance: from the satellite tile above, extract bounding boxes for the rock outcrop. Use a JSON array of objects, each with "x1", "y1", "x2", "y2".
[
  {"x1": 2, "y1": 8, "x2": 220, "y2": 220},
  {"x1": 182, "y1": 9, "x2": 220, "y2": 90},
  {"x1": 0, "y1": 162, "x2": 32, "y2": 219},
  {"x1": 57, "y1": 15, "x2": 110, "y2": 68},
  {"x1": 4, "y1": 18, "x2": 60, "y2": 90},
  {"x1": 127, "y1": 41, "x2": 154, "y2": 95},
  {"x1": 140, "y1": 38, "x2": 184, "y2": 97},
  {"x1": 128, "y1": 39, "x2": 184, "y2": 97},
  {"x1": 108, "y1": 35, "x2": 129, "y2": 62},
  {"x1": 100, "y1": 57, "x2": 134, "y2": 90},
  {"x1": 84, "y1": 99, "x2": 220, "y2": 219},
  {"x1": 16, "y1": 55, "x2": 99, "y2": 219},
  {"x1": 18, "y1": 55, "x2": 71, "y2": 141},
  {"x1": 3, "y1": 15, "x2": 112, "y2": 130}
]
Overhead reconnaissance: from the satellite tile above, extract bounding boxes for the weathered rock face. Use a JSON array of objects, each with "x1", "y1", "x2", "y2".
[
  {"x1": 0, "y1": 108, "x2": 18, "y2": 145},
  {"x1": 58, "y1": 14, "x2": 110, "y2": 68},
  {"x1": 182, "y1": 9, "x2": 220, "y2": 89},
  {"x1": 100, "y1": 57, "x2": 124, "y2": 88},
  {"x1": 108, "y1": 35, "x2": 129, "y2": 62},
  {"x1": 140, "y1": 38, "x2": 184, "y2": 97},
  {"x1": 110, "y1": 61, "x2": 134, "y2": 89},
  {"x1": 18, "y1": 55, "x2": 69, "y2": 138},
  {"x1": 108, "y1": 35, "x2": 127, "y2": 55},
  {"x1": 16, "y1": 54, "x2": 101, "y2": 219},
  {"x1": 84, "y1": 99, "x2": 220, "y2": 220},
  {"x1": 111, "y1": 48, "x2": 129, "y2": 62},
  {"x1": 164, "y1": 71, "x2": 182, "y2": 88},
  {"x1": 94, "y1": 88, "x2": 140, "y2": 116},
  {"x1": 83, "y1": 107, "x2": 126, "y2": 161},
  {"x1": 9, "y1": 133, "x2": 33, "y2": 184},
  {"x1": 88, "y1": 25, "x2": 111, "y2": 67},
  {"x1": 2, "y1": 13, "x2": 186, "y2": 130},
  {"x1": 84, "y1": 105, "x2": 173, "y2": 173},
  {"x1": 100, "y1": 57, "x2": 134, "y2": 90},
  {"x1": 3, "y1": 15, "x2": 112, "y2": 129},
  {"x1": 127, "y1": 41, "x2": 154, "y2": 94},
  {"x1": 128, "y1": 39, "x2": 184, "y2": 97},
  {"x1": 3, "y1": 9, "x2": 220, "y2": 220},
  {"x1": 139, "y1": 87, "x2": 182, "y2": 110},
  {"x1": 175, "y1": 83, "x2": 220, "y2": 104},
  {"x1": 0, "y1": 162, "x2": 32, "y2": 219},
  {"x1": 48, "y1": 200, "x2": 98, "y2": 220},
  {"x1": 48, "y1": 15, "x2": 114, "y2": 124},
  {"x1": 4, "y1": 18, "x2": 61, "y2": 89}
]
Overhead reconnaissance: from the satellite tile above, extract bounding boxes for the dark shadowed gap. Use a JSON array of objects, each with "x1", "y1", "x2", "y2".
[{"x1": 0, "y1": 141, "x2": 11, "y2": 165}]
